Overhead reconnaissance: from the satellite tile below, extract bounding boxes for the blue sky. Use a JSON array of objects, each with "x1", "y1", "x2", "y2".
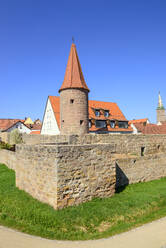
[{"x1": 1, "y1": 0, "x2": 166, "y2": 123}]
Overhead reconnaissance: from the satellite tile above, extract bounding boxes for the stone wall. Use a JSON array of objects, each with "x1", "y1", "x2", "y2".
[
  {"x1": 21, "y1": 133, "x2": 69, "y2": 145},
  {"x1": 15, "y1": 144, "x2": 116, "y2": 209},
  {"x1": 0, "y1": 149, "x2": 16, "y2": 170},
  {"x1": 1, "y1": 133, "x2": 166, "y2": 209},
  {"x1": 0, "y1": 132, "x2": 10, "y2": 144},
  {"x1": 115, "y1": 153, "x2": 166, "y2": 187}
]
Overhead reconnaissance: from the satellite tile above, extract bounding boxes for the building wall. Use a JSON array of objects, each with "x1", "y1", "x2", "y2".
[
  {"x1": 60, "y1": 89, "x2": 89, "y2": 135},
  {"x1": 41, "y1": 98, "x2": 60, "y2": 135},
  {"x1": 157, "y1": 109, "x2": 166, "y2": 123}
]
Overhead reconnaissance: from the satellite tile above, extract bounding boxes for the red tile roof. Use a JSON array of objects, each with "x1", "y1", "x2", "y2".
[
  {"x1": 0, "y1": 119, "x2": 24, "y2": 131},
  {"x1": 49, "y1": 96, "x2": 132, "y2": 132},
  {"x1": 30, "y1": 130, "x2": 41, "y2": 134},
  {"x1": 59, "y1": 43, "x2": 90, "y2": 93},
  {"x1": 26, "y1": 124, "x2": 42, "y2": 130},
  {"x1": 134, "y1": 123, "x2": 166, "y2": 134},
  {"x1": 89, "y1": 100, "x2": 127, "y2": 121},
  {"x1": 129, "y1": 118, "x2": 149, "y2": 125}
]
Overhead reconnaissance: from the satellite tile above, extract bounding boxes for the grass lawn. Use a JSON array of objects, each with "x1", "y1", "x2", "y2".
[{"x1": 0, "y1": 163, "x2": 166, "y2": 240}]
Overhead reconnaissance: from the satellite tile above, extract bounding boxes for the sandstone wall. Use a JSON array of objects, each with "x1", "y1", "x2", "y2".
[
  {"x1": 21, "y1": 133, "x2": 69, "y2": 145},
  {"x1": 115, "y1": 153, "x2": 166, "y2": 187},
  {"x1": 1, "y1": 133, "x2": 166, "y2": 209},
  {"x1": 0, "y1": 149, "x2": 16, "y2": 170},
  {"x1": 0, "y1": 132, "x2": 10, "y2": 144},
  {"x1": 15, "y1": 144, "x2": 116, "y2": 209},
  {"x1": 55, "y1": 144, "x2": 116, "y2": 208},
  {"x1": 16, "y1": 145, "x2": 58, "y2": 209}
]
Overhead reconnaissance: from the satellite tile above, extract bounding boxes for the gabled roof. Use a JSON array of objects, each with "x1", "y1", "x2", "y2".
[
  {"x1": 49, "y1": 96, "x2": 60, "y2": 128},
  {"x1": 0, "y1": 119, "x2": 25, "y2": 131},
  {"x1": 48, "y1": 96, "x2": 132, "y2": 132},
  {"x1": 59, "y1": 43, "x2": 89, "y2": 92}
]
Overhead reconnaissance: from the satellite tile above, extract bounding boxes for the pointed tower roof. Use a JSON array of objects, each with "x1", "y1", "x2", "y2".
[
  {"x1": 59, "y1": 43, "x2": 90, "y2": 92},
  {"x1": 157, "y1": 91, "x2": 165, "y2": 109}
]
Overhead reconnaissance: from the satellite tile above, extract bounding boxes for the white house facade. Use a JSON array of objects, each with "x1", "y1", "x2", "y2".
[
  {"x1": 6, "y1": 121, "x2": 31, "y2": 134},
  {"x1": 41, "y1": 97, "x2": 60, "y2": 135}
]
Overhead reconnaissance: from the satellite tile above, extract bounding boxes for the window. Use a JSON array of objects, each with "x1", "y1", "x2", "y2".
[
  {"x1": 80, "y1": 120, "x2": 84, "y2": 125},
  {"x1": 70, "y1": 99, "x2": 74, "y2": 104},
  {"x1": 104, "y1": 110, "x2": 109, "y2": 117},
  {"x1": 89, "y1": 120, "x2": 92, "y2": 128},
  {"x1": 110, "y1": 121, "x2": 115, "y2": 128},
  {"x1": 118, "y1": 121, "x2": 128, "y2": 129},
  {"x1": 95, "y1": 120, "x2": 106, "y2": 128},
  {"x1": 95, "y1": 109, "x2": 100, "y2": 117}
]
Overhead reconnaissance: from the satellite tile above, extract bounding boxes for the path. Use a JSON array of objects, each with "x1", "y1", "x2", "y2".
[{"x1": 0, "y1": 217, "x2": 166, "y2": 248}]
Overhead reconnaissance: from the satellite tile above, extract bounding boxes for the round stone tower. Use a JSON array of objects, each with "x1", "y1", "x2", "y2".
[{"x1": 59, "y1": 43, "x2": 90, "y2": 135}]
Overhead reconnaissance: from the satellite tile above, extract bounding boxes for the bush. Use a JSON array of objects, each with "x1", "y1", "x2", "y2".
[
  {"x1": 10, "y1": 129, "x2": 23, "y2": 144},
  {"x1": 0, "y1": 141, "x2": 14, "y2": 151}
]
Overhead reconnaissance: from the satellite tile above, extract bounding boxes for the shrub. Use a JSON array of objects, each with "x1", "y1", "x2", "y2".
[{"x1": 10, "y1": 129, "x2": 23, "y2": 144}]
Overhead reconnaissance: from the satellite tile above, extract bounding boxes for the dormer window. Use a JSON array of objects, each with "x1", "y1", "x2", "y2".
[
  {"x1": 95, "y1": 109, "x2": 100, "y2": 117},
  {"x1": 104, "y1": 110, "x2": 109, "y2": 117},
  {"x1": 110, "y1": 121, "x2": 115, "y2": 128}
]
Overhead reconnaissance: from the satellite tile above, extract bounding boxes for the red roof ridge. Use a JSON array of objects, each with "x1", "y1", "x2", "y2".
[{"x1": 59, "y1": 43, "x2": 90, "y2": 92}]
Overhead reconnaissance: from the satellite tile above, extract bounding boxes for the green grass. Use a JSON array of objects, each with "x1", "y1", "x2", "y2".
[{"x1": 0, "y1": 163, "x2": 166, "y2": 240}]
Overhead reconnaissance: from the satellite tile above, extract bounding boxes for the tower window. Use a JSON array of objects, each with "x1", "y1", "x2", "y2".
[
  {"x1": 70, "y1": 99, "x2": 74, "y2": 104},
  {"x1": 80, "y1": 120, "x2": 84, "y2": 125},
  {"x1": 141, "y1": 147, "x2": 145, "y2": 156}
]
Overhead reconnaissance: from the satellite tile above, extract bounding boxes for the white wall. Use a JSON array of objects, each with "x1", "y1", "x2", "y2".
[
  {"x1": 41, "y1": 98, "x2": 60, "y2": 135},
  {"x1": 7, "y1": 122, "x2": 31, "y2": 134},
  {"x1": 131, "y1": 123, "x2": 138, "y2": 134}
]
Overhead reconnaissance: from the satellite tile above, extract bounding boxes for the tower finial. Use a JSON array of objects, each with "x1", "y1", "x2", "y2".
[
  {"x1": 158, "y1": 91, "x2": 164, "y2": 109},
  {"x1": 72, "y1": 36, "x2": 75, "y2": 44}
]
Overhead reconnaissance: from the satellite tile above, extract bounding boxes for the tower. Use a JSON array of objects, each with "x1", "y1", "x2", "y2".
[
  {"x1": 59, "y1": 43, "x2": 90, "y2": 135},
  {"x1": 156, "y1": 92, "x2": 166, "y2": 123}
]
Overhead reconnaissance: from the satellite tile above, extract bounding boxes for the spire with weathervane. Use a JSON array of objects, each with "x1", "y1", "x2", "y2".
[
  {"x1": 157, "y1": 91, "x2": 165, "y2": 110},
  {"x1": 156, "y1": 91, "x2": 166, "y2": 124}
]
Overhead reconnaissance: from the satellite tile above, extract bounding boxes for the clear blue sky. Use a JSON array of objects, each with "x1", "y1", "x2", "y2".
[{"x1": 1, "y1": 0, "x2": 166, "y2": 123}]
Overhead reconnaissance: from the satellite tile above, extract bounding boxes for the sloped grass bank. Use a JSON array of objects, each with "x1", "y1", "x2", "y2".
[{"x1": 0, "y1": 163, "x2": 166, "y2": 240}]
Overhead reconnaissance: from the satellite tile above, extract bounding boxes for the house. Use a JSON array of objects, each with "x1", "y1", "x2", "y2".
[
  {"x1": 130, "y1": 93, "x2": 166, "y2": 134},
  {"x1": 132, "y1": 122, "x2": 166, "y2": 134},
  {"x1": 34, "y1": 119, "x2": 42, "y2": 125},
  {"x1": 129, "y1": 118, "x2": 150, "y2": 134},
  {"x1": 24, "y1": 117, "x2": 34, "y2": 125},
  {"x1": 41, "y1": 96, "x2": 132, "y2": 135},
  {"x1": 0, "y1": 119, "x2": 31, "y2": 134},
  {"x1": 0, "y1": 119, "x2": 42, "y2": 134}
]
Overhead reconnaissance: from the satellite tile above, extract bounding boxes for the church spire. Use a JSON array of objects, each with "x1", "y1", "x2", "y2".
[
  {"x1": 157, "y1": 91, "x2": 165, "y2": 109},
  {"x1": 59, "y1": 43, "x2": 90, "y2": 93}
]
